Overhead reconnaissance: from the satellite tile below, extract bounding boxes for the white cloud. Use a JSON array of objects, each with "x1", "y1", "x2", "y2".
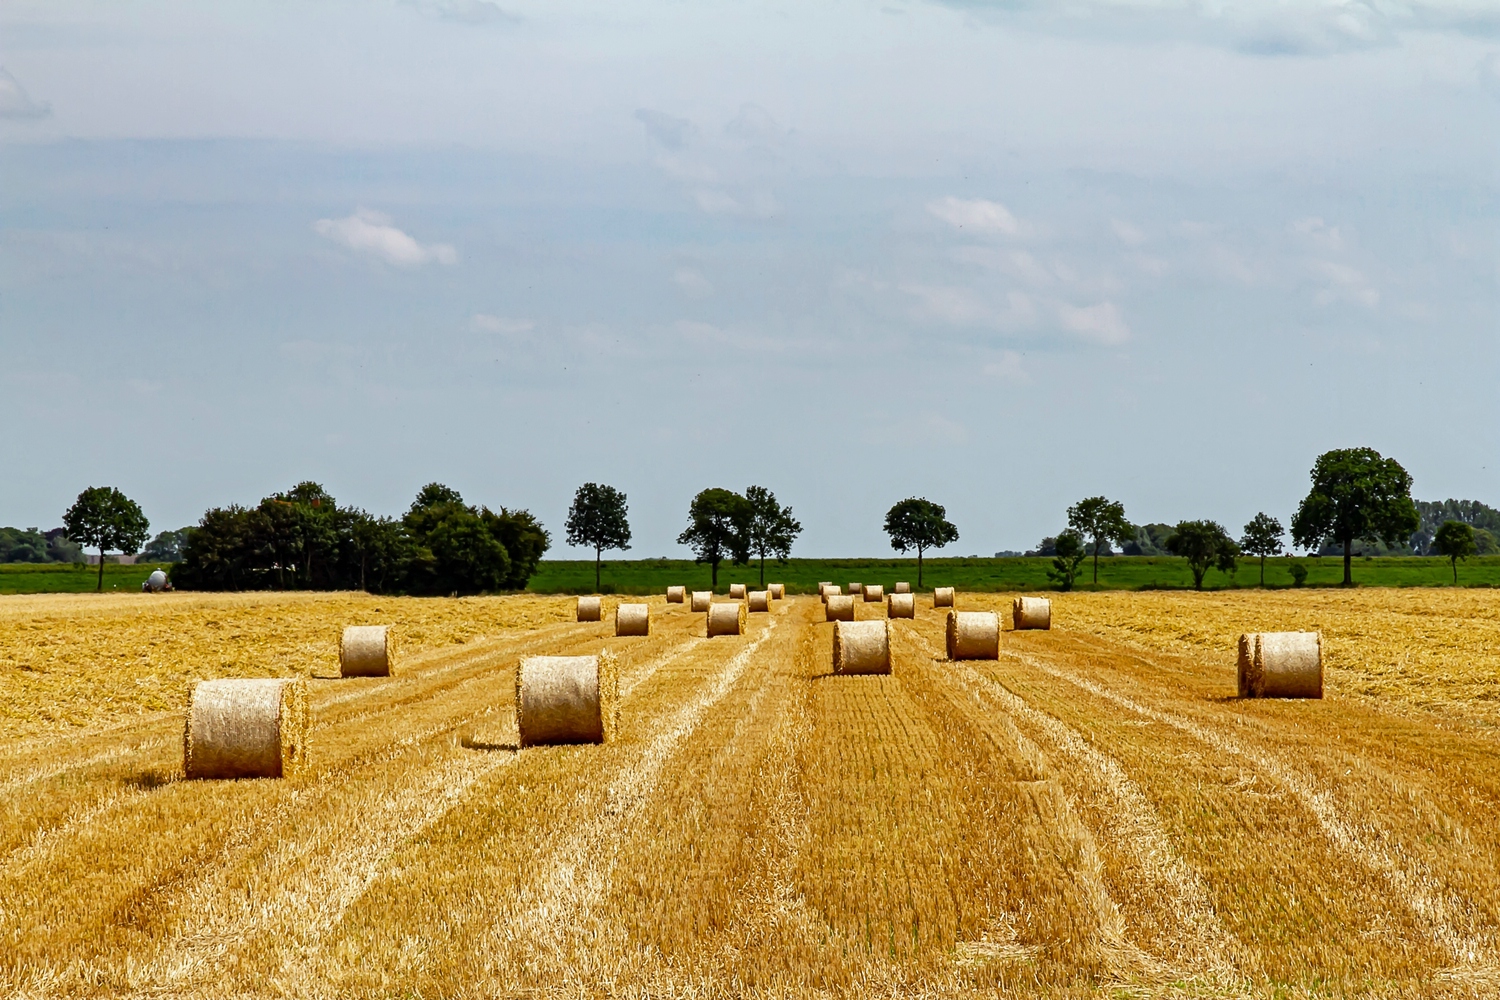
[
  {"x1": 635, "y1": 109, "x2": 698, "y2": 150},
  {"x1": 312, "y1": 208, "x2": 457, "y2": 267},
  {"x1": 1309, "y1": 260, "x2": 1379, "y2": 308},
  {"x1": 725, "y1": 104, "x2": 787, "y2": 146},
  {"x1": 399, "y1": 0, "x2": 516, "y2": 25},
  {"x1": 927, "y1": 196, "x2": 1023, "y2": 236},
  {"x1": 652, "y1": 153, "x2": 717, "y2": 183},
  {"x1": 691, "y1": 188, "x2": 780, "y2": 218},
  {"x1": 673, "y1": 267, "x2": 713, "y2": 298},
  {"x1": 983, "y1": 350, "x2": 1028, "y2": 383},
  {"x1": 901, "y1": 283, "x2": 991, "y2": 325},
  {"x1": 1482, "y1": 53, "x2": 1500, "y2": 95},
  {"x1": 471, "y1": 314, "x2": 534, "y2": 334},
  {"x1": 1057, "y1": 301, "x2": 1131, "y2": 345},
  {"x1": 0, "y1": 68, "x2": 51, "y2": 120},
  {"x1": 1291, "y1": 216, "x2": 1343, "y2": 251},
  {"x1": 1111, "y1": 219, "x2": 1147, "y2": 247}
]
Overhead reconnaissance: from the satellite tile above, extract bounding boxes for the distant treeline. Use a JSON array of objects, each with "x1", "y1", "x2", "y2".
[{"x1": 0, "y1": 527, "x2": 83, "y2": 564}]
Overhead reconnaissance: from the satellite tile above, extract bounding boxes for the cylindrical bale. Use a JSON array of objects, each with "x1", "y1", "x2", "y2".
[
  {"x1": 817, "y1": 581, "x2": 832, "y2": 593},
  {"x1": 666, "y1": 586, "x2": 685, "y2": 604},
  {"x1": 748, "y1": 590, "x2": 770, "y2": 613},
  {"x1": 184, "y1": 678, "x2": 308, "y2": 779},
  {"x1": 888, "y1": 593, "x2": 915, "y2": 619},
  {"x1": 820, "y1": 584, "x2": 842, "y2": 604},
  {"x1": 1012, "y1": 597, "x2": 1052, "y2": 631},
  {"x1": 833, "y1": 620, "x2": 891, "y2": 675},
  {"x1": 894, "y1": 581, "x2": 910, "y2": 594},
  {"x1": 1238, "y1": 632, "x2": 1323, "y2": 699},
  {"x1": 825, "y1": 594, "x2": 855, "y2": 622},
  {"x1": 863, "y1": 584, "x2": 884, "y2": 603},
  {"x1": 729, "y1": 583, "x2": 747, "y2": 600},
  {"x1": 946, "y1": 610, "x2": 1000, "y2": 660},
  {"x1": 615, "y1": 603, "x2": 650, "y2": 637},
  {"x1": 847, "y1": 582, "x2": 864, "y2": 600},
  {"x1": 690, "y1": 590, "x2": 712, "y2": 612},
  {"x1": 933, "y1": 586, "x2": 955, "y2": 608},
  {"x1": 768, "y1": 583, "x2": 785, "y2": 600},
  {"x1": 340, "y1": 625, "x2": 395, "y2": 677},
  {"x1": 516, "y1": 653, "x2": 616, "y2": 746},
  {"x1": 707, "y1": 601, "x2": 747, "y2": 637},
  {"x1": 577, "y1": 596, "x2": 602, "y2": 622}
]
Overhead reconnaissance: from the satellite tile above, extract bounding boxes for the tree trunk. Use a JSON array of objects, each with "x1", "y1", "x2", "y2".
[
  {"x1": 1342, "y1": 534, "x2": 1353, "y2": 586},
  {"x1": 1093, "y1": 542, "x2": 1100, "y2": 584},
  {"x1": 917, "y1": 546, "x2": 924, "y2": 590},
  {"x1": 595, "y1": 546, "x2": 601, "y2": 592},
  {"x1": 1452, "y1": 557, "x2": 1459, "y2": 585},
  {"x1": 96, "y1": 548, "x2": 106, "y2": 592},
  {"x1": 711, "y1": 558, "x2": 719, "y2": 589},
  {"x1": 1259, "y1": 555, "x2": 1266, "y2": 587},
  {"x1": 759, "y1": 550, "x2": 765, "y2": 587}
]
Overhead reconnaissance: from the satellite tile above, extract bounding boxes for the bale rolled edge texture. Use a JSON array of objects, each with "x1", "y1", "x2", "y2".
[
  {"x1": 847, "y1": 582, "x2": 864, "y2": 600},
  {"x1": 820, "y1": 584, "x2": 842, "y2": 604},
  {"x1": 666, "y1": 586, "x2": 686, "y2": 603},
  {"x1": 947, "y1": 610, "x2": 999, "y2": 660},
  {"x1": 707, "y1": 601, "x2": 748, "y2": 636},
  {"x1": 1238, "y1": 631, "x2": 1323, "y2": 699},
  {"x1": 729, "y1": 583, "x2": 747, "y2": 599},
  {"x1": 894, "y1": 581, "x2": 911, "y2": 594},
  {"x1": 340, "y1": 624, "x2": 395, "y2": 677},
  {"x1": 616, "y1": 603, "x2": 650, "y2": 636},
  {"x1": 768, "y1": 583, "x2": 785, "y2": 600},
  {"x1": 825, "y1": 594, "x2": 855, "y2": 622},
  {"x1": 184, "y1": 677, "x2": 308, "y2": 779},
  {"x1": 833, "y1": 620, "x2": 891, "y2": 674},
  {"x1": 748, "y1": 590, "x2": 770, "y2": 612},
  {"x1": 888, "y1": 593, "x2": 915, "y2": 619},
  {"x1": 690, "y1": 590, "x2": 712, "y2": 612},
  {"x1": 933, "y1": 586, "x2": 955, "y2": 608},
  {"x1": 1012, "y1": 597, "x2": 1052, "y2": 631},
  {"x1": 577, "y1": 595, "x2": 602, "y2": 622},
  {"x1": 863, "y1": 584, "x2": 885, "y2": 603},
  {"x1": 516, "y1": 652, "x2": 617, "y2": 746}
]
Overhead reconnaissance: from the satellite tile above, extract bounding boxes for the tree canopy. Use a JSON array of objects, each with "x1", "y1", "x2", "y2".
[
  {"x1": 677, "y1": 488, "x2": 751, "y2": 588},
  {"x1": 1239, "y1": 512, "x2": 1284, "y2": 587},
  {"x1": 883, "y1": 497, "x2": 959, "y2": 589},
  {"x1": 1165, "y1": 520, "x2": 1240, "y2": 590},
  {"x1": 1291, "y1": 447, "x2": 1420, "y2": 586},
  {"x1": 1067, "y1": 496, "x2": 1132, "y2": 584},
  {"x1": 565, "y1": 482, "x2": 632, "y2": 592},
  {"x1": 1433, "y1": 520, "x2": 1476, "y2": 585},
  {"x1": 62, "y1": 486, "x2": 150, "y2": 592},
  {"x1": 1046, "y1": 529, "x2": 1086, "y2": 591},
  {"x1": 744, "y1": 485, "x2": 801, "y2": 587}
]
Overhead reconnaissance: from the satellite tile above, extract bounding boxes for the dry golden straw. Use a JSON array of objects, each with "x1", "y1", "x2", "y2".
[
  {"x1": 933, "y1": 586, "x2": 955, "y2": 608},
  {"x1": 339, "y1": 624, "x2": 395, "y2": 677},
  {"x1": 1012, "y1": 597, "x2": 1052, "y2": 631},
  {"x1": 833, "y1": 619, "x2": 891, "y2": 674},
  {"x1": 184, "y1": 677, "x2": 308, "y2": 780},
  {"x1": 825, "y1": 595, "x2": 855, "y2": 622},
  {"x1": 946, "y1": 610, "x2": 999, "y2": 660},
  {"x1": 690, "y1": 590, "x2": 712, "y2": 612},
  {"x1": 666, "y1": 586, "x2": 685, "y2": 604},
  {"x1": 1238, "y1": 631, "x2": 1323, "y2": 699},
  {"x1": 847, "y1": 582, "x2": 864, "y2": 600},
  {"x1": 888, "y1": 593, "x2": 915, "y2": 619},
  {"x1": 894, "y1": 581, "x2": 911, "y2": 593},
  {"x1": 862, "y1": 584, "x2": 884, "y2": 603},
  {"x1": 576, "y1": 596, "x2": 602, "y2": 622},
  {"x1": 748, "y1": 590, "x2": 770, "y2": 613},
  {"x1": 729, "y1": 583, "x2": 747, "y2": 599},
  {"x1": 707, "y1": 601, "x2": 748, "y2": 637},
  {"x1": 768, "y1": 583, "x2": 785, "y2": 600},
  {"x1": 615, "y1": 603, "x2": 650, "y2": 637},
  {"x1": 516, "y1": 652, "x2": 617, "y2": 746}
]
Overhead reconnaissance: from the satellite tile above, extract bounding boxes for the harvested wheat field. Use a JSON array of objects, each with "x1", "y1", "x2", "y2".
[{"x1": 2, "y1": 588, "x2": 1499, "y2": 999}]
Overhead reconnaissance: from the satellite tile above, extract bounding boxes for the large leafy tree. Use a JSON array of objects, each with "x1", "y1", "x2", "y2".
[
  {"x1": 1046, "y1": 529, "x2": 1086, "y2": 591},
  {"x1": 1239, "y1": 512, "x2": 1284, "y2": 587},
  {"x1": 1291, "y1": 447, "x2": 1420, "y2": 587},
  {"x1": 565, "y1": 483, "x2": 631, "y2": 592},
  {"x1": 1165, "y1": 520, "x2": 1240, "y2": 591},
  {"x1": 404, "y1": 483, "x2": 510, "y2": 596},
  {"x1": 882, "y1": 497, "x2": 959, "y2": 589},
  {"x1": 62, "y1": 486, "x2": 150, "y2": 592},
  {"x1": 677, "y1": 488, "x2": 751, "y2": 589},
  {"x1": 1067, "y1": 496, "x2": 1132, "y2": 585},
  {"x1": 745, "y1": 485, "x2": 801, "y2": 587},
  {"x1": 1433, "y1": 520, "x2": 1476, "y2": 586}
]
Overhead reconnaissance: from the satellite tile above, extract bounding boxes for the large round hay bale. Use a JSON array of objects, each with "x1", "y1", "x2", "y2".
[
  {"x1": 666, "y1": 586, "x2": 686, "y2": 604},
  {"x1": 825, "y1": 594, "x2": 855, "y2": 622},
  {"x1": 184, "y1": 678, "x2": 308, "y2": 779},
  {"x1": 863, "y1": 584, "x2": 884, "y2": 603},
  {"x1": 516, "y1": 652, "x2": 617, "y2": 746},
  {"x1": 616, "y1": 603, "x2": 650, "y2": 637},
  {"x1": 833, "y1": 620, "x2": 891, "y2": 675},
  {"x1": 1012, "y1": 597, "x2": 1052, "y2": 631},
  {"x1": 340, "y1": 625, "x2": 395, "y2": 677},
  {"x1": 847, "y1": 582, "x2": 864, "y2": 600},
  {"x1": 894, "y1": 581, "x2": 910, "y2": 594},
  {"x1": 768, "y1": 583, "x2": 785, "y2": 600},
  {"x1": 577, "y1": 596, "x2": 602, "y2": 622},
  {"x1": 690, "y1": 590, "x2": 712, "y2": 612},
  {"x1": 748, "y1": 590, "x2": 770, "y2": 613},
  {"x1": 946, "y1": 610, "x2": 999, "y2": 660},
  {"x1": 933, "y1": 586, "x2": 955, "y2": 608},
  {"x1": 888, "y1": 593, "x2": 915, "y2": 619},
  {"x1": 820, "y1": 584, "x2": 842, "y2": 604},
  {"x1": 707, "y1": 601, "x2": 747, "y2": 637},
  {"x1": 1238, "y1": 632, "x2": 1323, "y2": 699},
  {"x1": 729, "y1": 583, "x2": 747, "y2": 600}
]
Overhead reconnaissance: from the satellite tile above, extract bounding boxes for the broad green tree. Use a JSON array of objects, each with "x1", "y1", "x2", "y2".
[
  {"x1": 1165, "y1": 520, "x2": 1240, "y2": 590},
  {"x1": 1047, "y1": 529, "x2": 1086, "y2": 591},
  {"x1": 677, "y1": 488, "x2": 751, "y2": 589},
  {"x1": 1240, "y1": 512, "x2": 1284, "y2": 587},
  {"x1": 1433, "y1": 520, "x2": 1476, "y2": 585},
  {"x1": 63, "y1": 486, "x2": 151, "y2": 592},
  {"x1": 1067, "y1": 496, "x2": 1132, "y2": 585},
  {"x1": 565, "y1": 482, "x2": 632, "y2": 592},
  {"x1": 1291, "y1": 447, "x2": 1420, "y2": 587},
  {"x1": 882, "y1": 497, "x2": 959, "y2": 589},
  {"x1": 744, "y1": 485, "x2": 801, "y2": 587}
]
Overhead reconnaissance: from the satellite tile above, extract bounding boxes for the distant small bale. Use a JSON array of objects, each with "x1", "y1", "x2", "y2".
[
  {"x1": 825, "y1": 595, "x2": 855, "y2": 622},
  {"x1": 1238, "y1": 632, "x2": 1323, "y2": 699},
  {"x1": 666, "y1": 586, "x2": 686, "y2": 604},
  {"x1": 729, "y1": 583, "x2": 747, "y2": 599},
  {"x1": 1012, "y1": 597, "x2": 1052, "y2": 631},
  {"x1": 577, "y1": 596, "x2": 602, "y2": 622},
  {"x1": 888, "y1": 593, "x2": 915, "y2": 619},
  {"x1": 894, "y1": 581, "x2": 910, "y2": 594},
  {"x1": 833, "y1": 620, "x2": 891, "y2": 675},
  {"x1": 690, "y1": 590, "x2": 712, "y2": 612},
  {"x1": 863, "y1": 584, "x2": 884, "y2": 603},
  {"x1": 184, "y1": 678, "x2": 308, "y2": 780},
  {"x1": 340, "y1": 625, "x2": 395, "y2": 677},
  {"x1": 847, "y1": 582, "x2": 864, "y2": 600},
  {"x1": 820, "y1": 584, "x2": 842, "y2": 604},
  {"x1": 817, "y1": 581, "x2": 832, "y2": 593},
  {"x1": 748, "y1": 590, "x2": 770, "y2": 612},
  {"x1": 616, "y1": 603, "x2": 650, "y2": 637},
  {"x1": 517, "y1": 652, "x2": 617, "y2": 746},
  {"x1": 947, "y1": 610, "x2": 999, "y2": 660},
  {"x1": 933, "y1": 587, "x2": 955, "y2": 608},
  {"x1": 768, "y1": 583, "x2": 785, "y2": 600},
  {"x1": 707, "y1": 601, "x2": 748, "y2": 636}
]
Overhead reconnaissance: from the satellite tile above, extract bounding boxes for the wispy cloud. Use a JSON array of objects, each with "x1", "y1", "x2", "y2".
[
  {"x1": 1309, "y1": 260, "x2": 1379, "y2": 308},
  {"x1": 471, "y1": 314, "x2": 533, "y2": 333},
  {"x1": 313, "y1": 208, "x2": 457, "y2": 267},
  {"x1": 635, "y1": 109, "x2": 698, "y2": 150},
  {"x1": 673, "y1": 267, "x2": 713, "y2": 298},
  {"x1": 399, "y1": 0, "x2": 517, "y2": 25},
  {"x1": 0, "y1": 68, "x2": 51, "y2": 120},
  {"x1": 928, "y1": 196, "x2": 1024, "y2": 236},
  {"x1": 1057, "y1": 301, "x2": 1131, "y2": 345}
]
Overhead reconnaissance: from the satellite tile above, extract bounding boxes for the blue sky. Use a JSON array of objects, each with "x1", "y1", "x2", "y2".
[{"x1": 2, "y1": 0, "x2": 1497, "y2": 557}]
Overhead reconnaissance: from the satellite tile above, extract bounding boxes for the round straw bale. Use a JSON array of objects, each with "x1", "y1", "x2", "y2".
[
  {"x1": 825, "y1": 594, "x2": 855, "y2": 622},
  {"x1": 748, "y1": 590, "x2": 770, "y2": 612},
  {"x1": 863, "y1": 584, "x2": 884, "y2": 603},
  {"x1": 184, "y1": 678, "x2": 308, "y2": 779},
  {"x1": 847, "y1": 582, "x2": 864, "y2": 600},
  {"x1": 339, "y1": 625, "x2": 395, "y2": 677},
  {"x1": 690, "y1": 590, "x2": 712, "y2": 612},
  {"x1": 577, "y1": 596, "x2": 602, "y2": 622},
  {"x1": 946, "y1": 610, "x2": 999, "y2": 660},
  {"x1": 666, "y1": 586, "x2": 685, "y2": 603},
  {"x1": 888, "y1": 593, "x2": 915, "y2": 619},
  {"x1": 833, "y1": 620, "x2": 891, "y2": 675},
  {"x1": 933, "y1": 586, "x2": 955, "y2": 608},
  {"x1": 516, "y1": 652, "x2": 617, "y2": 746},
  {"x1": 768, "y1": 583, "x2": 785, "y2": 600},
  {"x1": 817, "y1": 581, "x2": 832, "y2": 592},
  {"x1": 820, "y1": 584, "x2": 842, "y2": 604},
  {"x1": 1012, "y1": 597, "x2": 1052, "y2": 631},
  {"x1": 615, "y1": 603, "x2": 650, "y2": 637},
  {"x1": 894, "y1": 581, "x2": 910, "y2": 594},
  {"x1": 707, "y1": 601, "x2": 748, "y2": 636},
  {"x1": 729, "y1": 583, "x2": 747, "y2": 599},
  {"x1": 1238, "y1": 632, "x2": 1323, "y2": 699}
]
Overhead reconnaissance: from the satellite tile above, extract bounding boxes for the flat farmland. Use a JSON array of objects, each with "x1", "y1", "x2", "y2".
[{"x1": 1, "y1": 589, "x2": 1498, "y2": 999}]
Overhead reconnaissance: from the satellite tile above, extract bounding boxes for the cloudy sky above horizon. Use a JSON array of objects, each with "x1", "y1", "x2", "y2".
[{"x1": 3, "y1": 0, "x2": 1497, "y2": 558}]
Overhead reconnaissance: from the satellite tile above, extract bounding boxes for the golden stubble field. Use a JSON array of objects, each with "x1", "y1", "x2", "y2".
[{"x1": 1, "y1": 587, "x2": 1498, "y2": 999}]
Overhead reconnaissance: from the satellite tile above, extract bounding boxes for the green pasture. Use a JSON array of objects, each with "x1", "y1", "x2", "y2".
[{"x1": 0, "y1": 563, "x2": 175, "y2": 595}]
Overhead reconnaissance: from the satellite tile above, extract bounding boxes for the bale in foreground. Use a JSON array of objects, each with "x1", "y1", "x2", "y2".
[
  {"x1": 934, "y1": 587, "x2": 955, "y2": 608},
  {"x1": 833, "y1": 619, "x2": 891, "y2": 674},
  {"x1": 616, "y1": 603, "x2": 650, "y2": 636},
  {"x1": 184, "y1": 678, "x2": 308, "y2": 780},
  {"x1": 825, "y1": 594, "x2": 855, "y2": 622},
  {"x1": 339, "y1": 624, "x2": 395, "y2": 677},
  {"x1": 947, "y1": 610, "x2": 999, "y2": 660},
  {"x1": 666, "y1": 586, "x2": 685, "y2": 603},
  {"x1": 894, "y1": 581, "x2": 910, "y2": 593},
  {"x1": 888, "y1": 593, "x2": 915, "y2": 619},
  {"x1": 748, "y1": 590, "x2": 770, "y2": 612},
  {"x1": 577, "y1": 596, "x2": 602, "y2": 622},
  {"x1": 729, "y1": 583, "x2": 747, "y2": 599},
  {"x1": 1238, "y1": 632, "x2": 1323, "y2": 698},
  {"x1": 516, "y1": 652, "x2": 618, "y2": 746},
  {"x1": 768, "y1": 583, "x2": 785, "y2": 600},
  {"x1": 690, "y1": 590, "x2": 712, "y2": 612},
  {"x1": 1012, "y1": 597, "x2": 1052, "y2": 631},
  {"x1": 707, "y1": 601, "x2": 748, "y2": 636}
]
